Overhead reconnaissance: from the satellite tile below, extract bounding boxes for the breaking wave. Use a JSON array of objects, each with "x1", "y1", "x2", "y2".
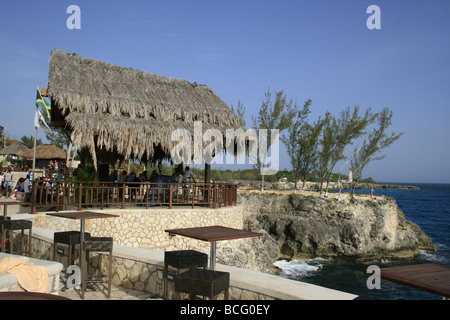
[{"x1": 273, "y1": 258, "x2": 327, "y2": 278}]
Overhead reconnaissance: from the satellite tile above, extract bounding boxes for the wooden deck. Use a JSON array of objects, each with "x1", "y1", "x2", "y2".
[{"x1": 380, "y1": 263, "x2": 450, "y2": 298}]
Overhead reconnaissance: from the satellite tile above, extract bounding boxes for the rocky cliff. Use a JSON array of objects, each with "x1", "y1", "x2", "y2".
[{"x1": 239, "y1": 192, "x2": 435, "y2": 262}]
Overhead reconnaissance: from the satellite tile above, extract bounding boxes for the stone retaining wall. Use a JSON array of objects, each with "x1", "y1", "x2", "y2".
[
  {"x1": 32, "y1": 206, "x2": 244, "y2": 249},
  {"x1": 28, "y1": 205, "x2": 257, "y2": 298},
  {"x1": 27, "y1": 230, "x2": 278, "y2": 300},
  {"x1": 9, "y1": 205, "x2": 357, "y2": 300}
]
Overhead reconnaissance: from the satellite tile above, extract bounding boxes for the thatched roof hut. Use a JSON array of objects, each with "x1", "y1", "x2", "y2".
[
  {"x1": 0, "y1": 141, "x2": 30, "y2": 157},
  {"x1": 20, "y1": 144, "x2": 66, "y2": 160},
  {"x1": 46, "y1": 49, "x2": 243, "y2": 168}
]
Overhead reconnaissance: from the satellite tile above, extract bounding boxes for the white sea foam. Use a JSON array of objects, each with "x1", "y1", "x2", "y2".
[
  {"x1": 419, "y1": 249, "x2": 447, "y2": 264},
  {"x1": 273, "y1": 258, "x2": 325, "y2": 278}
]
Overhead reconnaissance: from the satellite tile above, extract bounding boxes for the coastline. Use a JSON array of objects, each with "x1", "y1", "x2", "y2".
[
  {"x1": 238, "y1": 190, "x2": 435, "y2": 262},
  {"x1": 340, "y1": 182, "x2": 420, "y2": 190},
  {"x1": 269, "y1": 183, "x2": 449, "y2": 300},
  {"x1": 226, "y1": 179, "x2": 420, "y2": 191}
]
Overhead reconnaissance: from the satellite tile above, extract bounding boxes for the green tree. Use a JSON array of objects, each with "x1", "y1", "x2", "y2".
[
  {"x1": 282, "y1": 99, "x2": 324, "y2": 191},
  {"x1": 315, "y1": 112, "x2": 334, "y2": 196},
  {"x1": 0, "y1": 125, "x2": 4, "y2": 148},
  {"x1": 20, "y1": 135, "x2": 43, "y2": 149},
  {"x1": 45, "y1": 128, "x2": 69, "y2": 150},
  {"x1": 315, "y1": 106, "x2": 374, "y2": 197},
  {"x1": 231, "y1": 100, "x2": 246, "y2": 128},
  {"x1": 350, "y1": 107, "x2": 403, "y2": 197},
  {"x1": 252, "y1": 89, "x2": 298, "y2": 192},
  {"x1": 298, "y1": 117, "x2": 324, "y2": 190},
  {"x1": 38, "y1": 96, "x2": 71, "y2": 162}
]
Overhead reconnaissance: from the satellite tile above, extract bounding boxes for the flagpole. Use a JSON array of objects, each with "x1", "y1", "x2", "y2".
[
  {"x1": 32, "y1": 115, "x2": 38, "y2": 181},
  {"x1": 32, "y1": 85, "x2": 39, "y2": 181},
  {"x1": 32, "y1": 84, "x2": 53, "y2": 181}
]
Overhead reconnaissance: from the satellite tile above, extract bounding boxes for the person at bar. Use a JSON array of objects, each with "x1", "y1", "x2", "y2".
[{"x1": 181, "y1": 166, "x2": 196, "y2": 201}]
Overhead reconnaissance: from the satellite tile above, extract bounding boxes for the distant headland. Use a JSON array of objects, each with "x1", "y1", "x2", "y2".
[
  {"x1": 340, "y1": 182, "x2": 420, "y2": 190},
  {"x1": 222, "y1": 179, "x2": 420, "y2": 191}
]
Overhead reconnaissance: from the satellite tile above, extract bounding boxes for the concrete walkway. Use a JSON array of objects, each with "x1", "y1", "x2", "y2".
[{"x1": 57, "y1": 277, "x2": 162, "y2": 300}]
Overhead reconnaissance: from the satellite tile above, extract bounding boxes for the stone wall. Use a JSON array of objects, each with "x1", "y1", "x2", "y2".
[
  {"x1": 30, "y1": 205, "x2": 270, "y2": 298},
  {"x1": 32, "y1": 206, "x2": 244, "y2": 249},
  {"x1": 11, "y1": 203, "x2": 358, "y2": 300},
  {"x1": 25, "y1": 230, "x2": 284, "y2": 300}
]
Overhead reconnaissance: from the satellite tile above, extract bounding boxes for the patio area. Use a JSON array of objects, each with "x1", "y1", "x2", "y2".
[
  {"x1": 1, "y1": 200, "x2": 359, "y2": 300},
  {"x1": 56, "y1": 276, "x2": 162, "y2": 300}
]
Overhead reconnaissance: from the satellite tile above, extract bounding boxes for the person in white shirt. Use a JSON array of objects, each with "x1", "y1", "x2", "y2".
[
  {"x1": 22, "y1": 174, "x2": 32, "y2": 202},
  {"x1": 4, "y1": 169, "x2": 13, "y2": 197}
]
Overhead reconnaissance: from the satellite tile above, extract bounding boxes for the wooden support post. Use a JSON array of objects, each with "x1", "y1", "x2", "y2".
[
  {"x1": 121, "y1": 183, "x2": 125, "y2": 209},
  {"x1": 205, "y1": 163, "x2": 211, "y2": 184},
  {"x1": 205, "y1": 163, "x2": 211, "y2": 206},
  {"x1": 213, "y1": 185, "x2": 217, "y2": 209},
  {"x1": 101, "y1": 183, "x2": 104, "y2": 210},
  {"x1": 56, "y1": 182, "x2": 60, "y2": 212},
  {"x1": 169, "y1": 184, "x2": 173, "y2": 209},
  {"x1": 77, "y1": 183, "x2": 82, "y2": 211},
  {"x1": 31, "y1": 180, "x2": 37, "y2": 214}
]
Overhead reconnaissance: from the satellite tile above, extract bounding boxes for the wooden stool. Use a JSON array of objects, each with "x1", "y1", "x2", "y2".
[
  {"x1": 53, "y1": 231, "x2": 91, "y2": 267},
  {"x1": 164, "y1": 250, "x2": 208, "y2": 299},
  {"x1": 1, "y1": 219, "x2": 32, "y2": 256},
  {"x1": 82, "y1": 237, "x2": 113, "y2": 299},
  {"x1": 174, "y1": 269, "x2": 230, "y2": 300}
]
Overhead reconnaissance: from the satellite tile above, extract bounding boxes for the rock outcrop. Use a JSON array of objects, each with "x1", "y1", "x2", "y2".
[
  {"x1": 226, "y1": 179, "x2": 420, "y2": 191},
  {"x1": 239, "y1": 192, "x2": 435, "y2": 262}
]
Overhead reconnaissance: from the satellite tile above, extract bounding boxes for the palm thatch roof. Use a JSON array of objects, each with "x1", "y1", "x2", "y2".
[
  {"x1": 47, "y1": 49, "x2": 243, "y2": 162},
  {"x1": 19, "y1": 144, "x2": 66, "y2": 160},
  {"x1": 0, "y1": 141, "x2": 30, "y2": 156}
]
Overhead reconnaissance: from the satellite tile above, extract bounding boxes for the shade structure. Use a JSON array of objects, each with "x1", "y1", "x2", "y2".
[
  {"x1": 46, "y1": 49, "x2": 245, "y2": 164},
  {"x1": 19, "y1": 144, "x2": 66, "y2": 160},
  {"x1": 0, "y1": 141, "x2": 30, "y2": 157}
]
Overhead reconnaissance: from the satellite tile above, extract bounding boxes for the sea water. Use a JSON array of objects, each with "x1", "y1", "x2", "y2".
[{"x1": 274, "y1": 183, "x2": 450, "y2": 300}]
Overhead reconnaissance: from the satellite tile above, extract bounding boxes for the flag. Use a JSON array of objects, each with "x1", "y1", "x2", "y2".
[
  {"x1": 34, "y1": 108, "x2": 52, "y2": 133},
  {"x1": 36, "y1": 87, "x2": 51, "y2": 119}
]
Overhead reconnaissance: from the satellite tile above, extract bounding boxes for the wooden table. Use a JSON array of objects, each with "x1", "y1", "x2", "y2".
[
  {"x1": 46, "y1": 211, "x2": 119, "y2": 296},
  {"x1": 165, "y1": 226, "x2": 263, "y2": 270},
  {"x1": 1, "y1": 201, "x2": 29, "y2": 219},
  {"x1": 380, "y1": 263, "x2": 450, "y2": 299}
]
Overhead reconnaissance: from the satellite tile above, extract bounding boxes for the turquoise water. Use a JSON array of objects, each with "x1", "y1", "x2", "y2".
[{"x1": 274, "y1": 183, "x2": 450, "y2": 300}]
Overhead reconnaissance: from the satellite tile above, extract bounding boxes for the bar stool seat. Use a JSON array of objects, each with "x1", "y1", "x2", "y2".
[
  {"x1": 0, "y1": 216, "x2": 11, "y2": 232},
  {"x1": 53, "y1": 231, "x2": 91, "y2": 267},
  {"x1": 164, "y1": 250, "x2": 208, "y2": 299},
  {"x1": 0, "y1": 216, "x2": 11, "y2": 223},
  {"x1": 1, "y1": 219, "x2": 32, "y2": 256},
  {"x1": 82, "y1": 237, "x2": 113, "y2": 299},
  {"x1": 174, "y1": 269, "x2": 230, "y2": 300}
]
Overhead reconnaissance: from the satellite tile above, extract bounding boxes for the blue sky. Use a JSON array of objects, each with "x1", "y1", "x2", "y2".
[{"x1": 1, "y1": 0, "x2": 449, "y2": 183}]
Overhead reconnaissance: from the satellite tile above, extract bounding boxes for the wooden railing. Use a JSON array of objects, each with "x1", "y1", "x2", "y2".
[{"x1": 29, "y1": 180, "x2": 237, "y2": 213}]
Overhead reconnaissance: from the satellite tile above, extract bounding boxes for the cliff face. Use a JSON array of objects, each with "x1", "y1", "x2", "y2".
[{"x1": 240, "y1": 193, "x2": 435, "y2": 261}]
